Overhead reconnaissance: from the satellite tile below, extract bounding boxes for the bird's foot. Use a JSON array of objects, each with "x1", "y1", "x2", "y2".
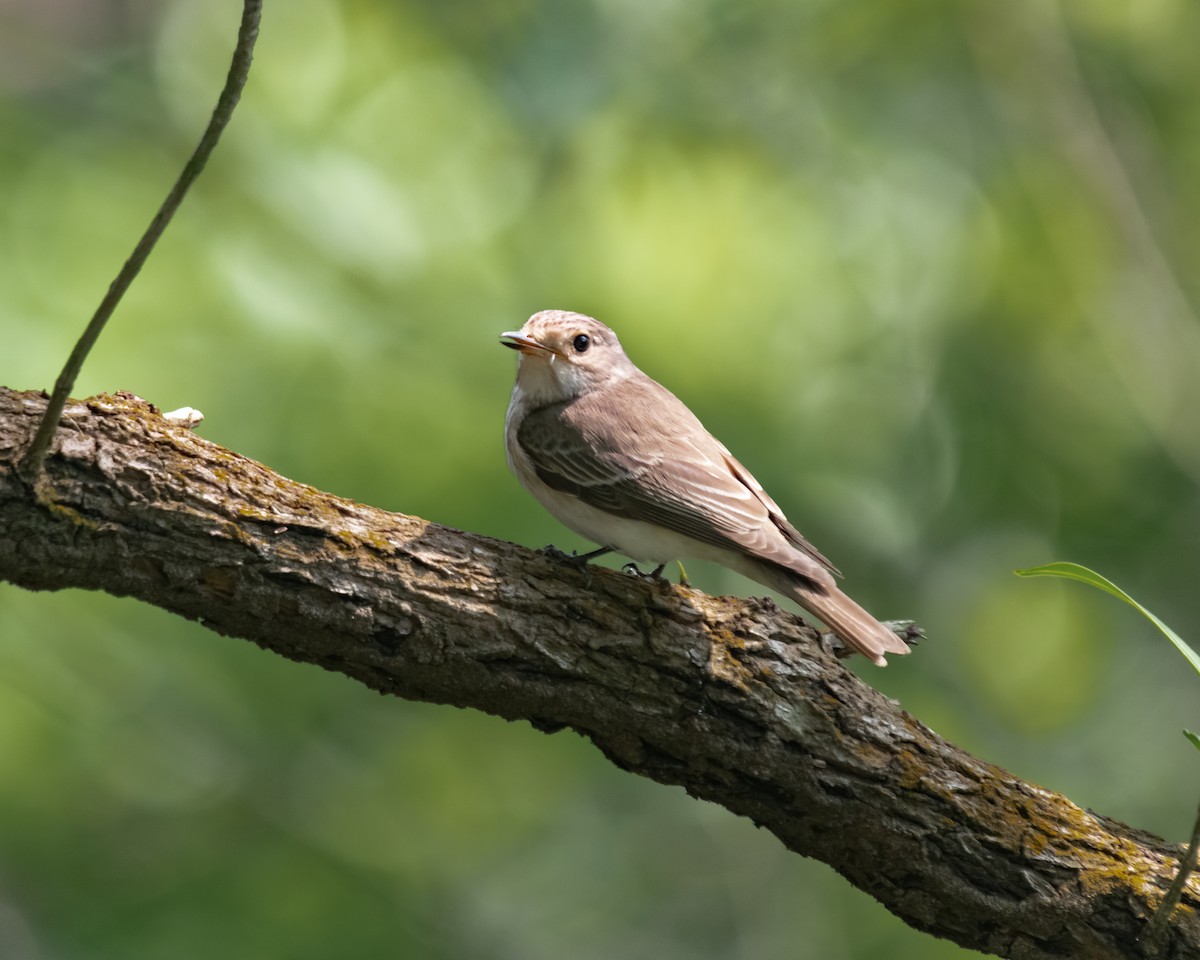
[
  {"x1": 541, "y1": 544, "x2": 611, "y2": 569},
  {"x1": 543, "y1": 545, "x2": 610, "y2": 588}
]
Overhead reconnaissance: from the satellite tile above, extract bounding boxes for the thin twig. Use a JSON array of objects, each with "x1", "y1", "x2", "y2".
[
  {"x1": 17, "y1": 0, "x2": 263, "y2": 486},
  {"x1": 1144, "y1": 797, "x2": 1200, "y2": 947}
]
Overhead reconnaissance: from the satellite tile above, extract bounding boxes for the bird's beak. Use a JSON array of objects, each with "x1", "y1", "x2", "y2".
[{"x1": 500, "y1": 331, "x2": 555, "y2": 356}]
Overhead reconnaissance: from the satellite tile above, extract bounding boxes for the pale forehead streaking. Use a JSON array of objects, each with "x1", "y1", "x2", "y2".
[{"x1": 521, "y1": 310, "x2": 620, "y2": 345}]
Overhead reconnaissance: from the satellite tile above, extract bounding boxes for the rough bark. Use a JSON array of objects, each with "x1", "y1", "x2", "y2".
[{"x1": 0, "y1": 385, "x2": 1195, "y2": 959}]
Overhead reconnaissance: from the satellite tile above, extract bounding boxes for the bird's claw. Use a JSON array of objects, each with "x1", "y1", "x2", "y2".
[
  {"x1": 543, "y1": 544, "x2": 583, "y2": 567},
  {"x1": 541, "y1": 545, "x2": 612, "y2": 590},
  {"x1": 542, "y1": 545, "x2": 607, "y2": 567}
]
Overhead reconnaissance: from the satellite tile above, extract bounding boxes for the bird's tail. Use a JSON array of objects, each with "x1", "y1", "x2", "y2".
[
  {"x1": 727, "y1": 554, "x2": 912, "y2": 666},
  {"x1": 786, "y1": 579, "x2": 911, "y2": 667}
]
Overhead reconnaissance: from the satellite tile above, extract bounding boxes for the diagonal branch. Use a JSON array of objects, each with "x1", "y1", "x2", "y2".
[{"x1": 0, "y1": 385, "x2": 1196, "y2": 959}]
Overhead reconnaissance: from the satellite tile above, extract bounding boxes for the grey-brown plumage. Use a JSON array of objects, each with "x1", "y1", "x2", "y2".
[{"x1": 501, "y1": 309, "x2": 911, "y2": 666}]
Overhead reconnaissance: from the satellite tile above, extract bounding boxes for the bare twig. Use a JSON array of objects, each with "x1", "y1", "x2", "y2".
[{"x1": 16, "y1": 0, "x2": 263, "y2": 486}]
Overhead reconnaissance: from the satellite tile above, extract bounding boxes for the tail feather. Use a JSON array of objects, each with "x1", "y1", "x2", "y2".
[
  {"x1": 726, "y1": 554, "x2": 913, "y2": 667},
  {"x1": 787, "y1": 581, "x2": 911, "y2": 667}
]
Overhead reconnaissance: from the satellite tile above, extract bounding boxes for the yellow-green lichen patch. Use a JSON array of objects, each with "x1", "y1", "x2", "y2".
[
  {"x1": 707, "y1": 627, "x2": 753, "y2": 691},
  {"x1": 894, "y1": 747, "x2": 926, "y2": 791},
  {"x1": 357, "y1": 529, "x2": 399, "y2": 556},
  {"x1": 39, "y1": 491, "x2": 102, "y2": 529}
]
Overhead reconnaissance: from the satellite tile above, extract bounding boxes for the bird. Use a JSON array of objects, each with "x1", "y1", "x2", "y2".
[{"x1": 500, "y1": 309, "x2": 911, "y2": 667}]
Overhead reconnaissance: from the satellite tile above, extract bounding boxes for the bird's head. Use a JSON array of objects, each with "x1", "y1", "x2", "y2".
[{"x1": 501, "y1": 310, "x2": 633, "y2": 402}]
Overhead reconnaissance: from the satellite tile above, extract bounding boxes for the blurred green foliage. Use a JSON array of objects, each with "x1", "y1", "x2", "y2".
[{"x1": 2, "y1": 0, "x2": 1200, "y2": 956}]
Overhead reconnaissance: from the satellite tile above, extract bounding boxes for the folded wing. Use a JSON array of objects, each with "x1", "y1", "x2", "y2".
[{"x1": 516, "y1": 375, "x2": 837, "y2": 588}]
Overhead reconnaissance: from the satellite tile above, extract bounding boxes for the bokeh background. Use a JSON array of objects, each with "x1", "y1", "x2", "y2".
[{"x1": 2, "y1": 0, "x2": 1199, "y2": 956}]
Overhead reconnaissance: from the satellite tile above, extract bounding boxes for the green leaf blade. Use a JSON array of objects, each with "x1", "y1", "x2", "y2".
[{"x1": 1015, "y1": 562, "x2": 1200, "y2": 678}]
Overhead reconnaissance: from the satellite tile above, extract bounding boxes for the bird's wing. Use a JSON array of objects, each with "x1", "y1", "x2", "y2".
[
  {"x1": 718, "y1": 448, "x2": 841, "y2": 577},
  {"x1": 516, "y1": 375, "x2": 838, "y2": 583}
]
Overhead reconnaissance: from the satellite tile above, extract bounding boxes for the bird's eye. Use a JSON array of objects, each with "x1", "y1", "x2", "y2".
[{"x1": 573, "y1": 334, "x2": 591, "y2": 353}]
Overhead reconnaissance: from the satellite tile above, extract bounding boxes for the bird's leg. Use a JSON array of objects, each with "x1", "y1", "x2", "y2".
[
  {"x1": 542, "y1": 545, "x2": 612, "y2": 589},
  {"x1": 541, "y1": 544, "x2": 611, "y2": 569}
]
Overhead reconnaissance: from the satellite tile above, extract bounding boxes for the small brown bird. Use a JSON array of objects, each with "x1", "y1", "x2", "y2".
[{"x1": 501, "y1": 309, "x2": 911, "y2": 666}]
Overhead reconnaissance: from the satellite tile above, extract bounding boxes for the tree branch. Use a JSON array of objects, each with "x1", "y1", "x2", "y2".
[{"x1": 0, "y1": 385, "x2": 1196, "y2": 959}]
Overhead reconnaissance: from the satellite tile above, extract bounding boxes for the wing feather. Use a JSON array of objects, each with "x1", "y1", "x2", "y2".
[{"x1": 516, "y1": 374, "x2": 838, "y2": 582}]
